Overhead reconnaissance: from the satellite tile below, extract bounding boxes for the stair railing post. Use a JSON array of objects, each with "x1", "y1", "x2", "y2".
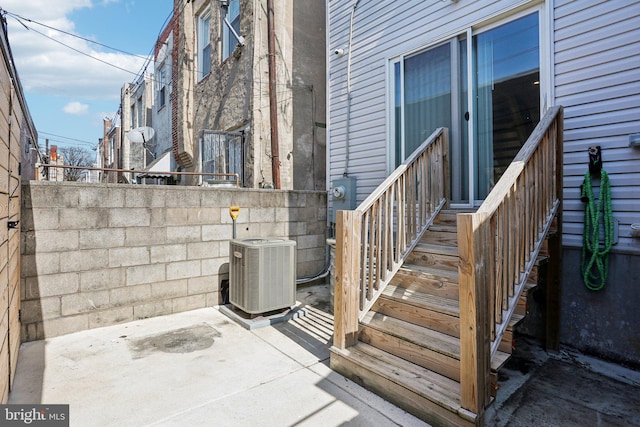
[
  {"x1": 458, "y1": 212, "x2": 491, "y2": 418},
  {"x1": 546, "y1": 107, "x2": 563, "y2": 351},
  {"x1": 334, "y1": 209, "x2": 362, "y2": 350}
]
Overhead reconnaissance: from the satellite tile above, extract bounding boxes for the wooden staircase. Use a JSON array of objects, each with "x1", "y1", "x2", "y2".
[
  {"x1": 331, "y1": 209, "x2": 541, "y2": 426},
  {"x1": 331, "y1": 105, "x2": 563, "y2": 427}
]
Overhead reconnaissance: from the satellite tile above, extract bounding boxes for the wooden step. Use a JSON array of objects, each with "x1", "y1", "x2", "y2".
[
  {"x1": 360, "y1": 311, "x2": 461, "y2": 381},
  {"x1": 391, "y1": 269, "x2": 459, "y2": 300},
  {"x1": 407, "y1": 244, "x2": 459, "y2": 271},
  {"x1": 399, "y1": 263, "x2": 459, "y2": 284},
  {"x1": 374, "y1": 284, "x2": 461, "y2": 337},
  {"x1": 330, "y1": 343, "x2": 476, "y2": 427},
  {"x1": 433, "y1": 209, "x2": 475, "y2": 227},
  {"x1": 429, "y1": 223, "x2": 458, "y2": 233},
  {"x1": 422, "y1": 230, "x2": 459, "y2": 246}
]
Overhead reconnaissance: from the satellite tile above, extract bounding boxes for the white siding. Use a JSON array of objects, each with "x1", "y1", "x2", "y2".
[
  {"x1": 554, "y1": 0, "x2": 640, "y2": 253},
  {"x1": 327, "y1": 0, "x2": 545, "y2": 206},
  {"x1": 328, "y1": 0, "x2": 640, "y2": 255}
]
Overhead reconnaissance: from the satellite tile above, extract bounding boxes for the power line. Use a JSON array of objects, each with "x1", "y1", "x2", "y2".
[
  {"x1": 38, "y1": 131, "x2": 97, "y2": 146},
  {"x1": 1, "y1": 9, "x2": 150, "y2": 60},
  {"x1": 10, "y1": 16, "x2": 144, "y2": 77}
]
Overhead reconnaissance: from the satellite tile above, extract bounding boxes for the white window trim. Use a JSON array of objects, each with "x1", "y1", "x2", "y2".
[
  {"x1": 222, "y1": 0, "x2": 240, "y2": 61},
  {"x1": 197, "y1": 8, "x2": 212, "y2": 80}
]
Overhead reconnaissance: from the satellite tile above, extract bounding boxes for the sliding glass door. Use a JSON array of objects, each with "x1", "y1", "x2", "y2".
[{"x1": 392, "y1": 11, "x2": 541, "y2": 205}]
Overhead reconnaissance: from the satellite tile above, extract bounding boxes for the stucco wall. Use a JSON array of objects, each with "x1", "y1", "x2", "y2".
[{"x1": 20, "y1": 181, "x2": 327, "y2": 341}]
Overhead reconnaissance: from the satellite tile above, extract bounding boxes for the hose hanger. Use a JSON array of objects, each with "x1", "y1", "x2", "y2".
[{"x1": 580, "y1": 146, "x2": 613, "y2": 291}]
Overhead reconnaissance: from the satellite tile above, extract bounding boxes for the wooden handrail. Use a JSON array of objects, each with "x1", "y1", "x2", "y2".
[
  {"x1": 458, "y1": 105, "x2": 564, "y2": 415},
  {"x1": 334, "y1": 128, "x2": 449, "y2": 349}
]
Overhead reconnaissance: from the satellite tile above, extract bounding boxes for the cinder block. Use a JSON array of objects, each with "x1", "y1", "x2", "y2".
[
  {"x1": 42, "y1": 314, "x2": 89, "y2": 338},
  {"x1": 61, "y1": 291, "x2": 110, "y2": 316},
  {"x1": 80, "y1": 228, "x2": 125, "y2": 249},
  {"x1": 109, "y1": 284, "x2": 152, "y2": 306},
  {"x1": 205, "y1": 292, "x2": 221, "y2": 306},
  {"x1": 249, "y1": 207, "x2": 276, "y2": 223},
  {"x1": 171, "y1": 295, "x2": 206, "y2": 313},
  {"x1": 296, "y1": 234, "x2": 323, "y2": 250},
  {"x1": 79, "y1": 186, "x2": 125, "y2": 208},
  {"x1": 165, "y1": 188, "x2": 201, "y2": 207},
  {"x1": 88, "y1": 306, "x2": 133, "y2": 329},
  {"x1": 20, "y1": 297, "x2": 61, "y2": 323},
  {"x1": 187, "y1": 241, "x2": 219, "y2": 260},
  {"x1": 202, "y1": 224, "x2": 232, "y2": 241},
  {"x1": 21, "y1": 253, "x2": 60, "y2": 277},
  {"x1": 125, "y1": 188, "x2": 165, "y2": 208},
  {"x1": 188, "y1": 207, "x2": 220, "y2": 224},
  {"x1": 165, "y1": 208, "x2": 191, "y2": 225},
  {"x1": 125, "y1": 227, "x2": 166, "y2": 246},
  {"x1": 31, "y1": 230, "x2": 79, "y2": 253},
  {"x1": 134, "y1": 300, "x2": 172, "y2": 319},
  {"x1": 26, "y1": 208, "x2": 60, "y2": 231},
  {"x1": 150, "y1": 244, "x2": 187, "y2": 264},
  {"x1": 285, "y1": 192, "x2": 307, "y2": 208},
  {"x1": 25, "y1": 273, "x2": 79, "y2": 299},
  {"x1": 27, "y1": 183, "x2": 79, "y2": 208},
  {"x1": 109, "y1": 208, "x2": 151, "y2": 227},
  {"x1": 287, "y1": 222, "x2": 308, "y2": 236},
  {"x1": 297, "y1": 247, "x2": 326, "y2": 263},
  {"x1": 166, "y1": 226, "x2": 201, "y2": 244},
  {"x1": 201, "y1": 258, "x2": 229, "y2": 276},
  {"x1": 275, "y1": 207, "x2": 291, "y2": 222},
  {"x1": 80, "y1": 268, "x2": 125, "y2": 291},
  {"x1": 258, "y1": 222, "x2": 286, "y2": 237},
  {"x1": 200, "y1": 190, "x2": 231, "y2": 207},
  {"x1": 150, "y1": 208, "x2": 166, "y2": 227},
  {"x1": 109, "y1": 247, "x2": 150, "y2": 268},
  {"x1": 59, "y1": 208, "x2": 109, "y2": 229},
  {"x1": 187, "y1": 276, "x2": 218, "y2": 295},
  {"x1": 60, "y1": 249, "x2": 109, "y2": 273},
  {"x1": 166, "y1": 260, "x2": 201, "y2": 281},
  {"x1": 259, "y1": 191, "x2": 286, "y2": 207},
  {"x1": 125, "y1": 264, "x2": 165, "y2": 286},
  {"x1": 151, "y1": 280, "x2": 188, "y2": 299}
]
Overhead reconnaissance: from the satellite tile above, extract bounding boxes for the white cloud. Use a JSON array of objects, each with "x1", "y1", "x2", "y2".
[
  {"x1": 63, "y1": 101, "x2": 89, "y2": 115},
  {"x1": 2, "y1": 0, "x2": 145, "y2": 100}
]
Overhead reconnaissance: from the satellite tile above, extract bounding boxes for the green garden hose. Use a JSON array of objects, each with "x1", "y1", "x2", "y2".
[{"x1": 580, "y1": 170, "x2": 613, "y2": 291}]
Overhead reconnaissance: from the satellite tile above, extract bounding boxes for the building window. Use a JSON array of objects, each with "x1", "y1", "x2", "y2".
[
  {"x1": 198, "y1": 9, "x2": 211, "y2": 80},
  {"x1": 137, "y1": 97, "x2": 143, "y2": 127},
  {"x1": 130, "y1": 105, "x2": 135, "y2": 128},
  {"x1": 222, "y1": 0, "x2": 240, "y2": 60},
  {"x1": 156, "y1": 66, "x2": 167, "y2": 109},
  {"x1": 391, "y1": 11, "x2": 541, "y2": 204}
]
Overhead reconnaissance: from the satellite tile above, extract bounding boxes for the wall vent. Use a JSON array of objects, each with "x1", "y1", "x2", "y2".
[{"x1": 229, "y1": 238, "x2": 296, "y2": 314}]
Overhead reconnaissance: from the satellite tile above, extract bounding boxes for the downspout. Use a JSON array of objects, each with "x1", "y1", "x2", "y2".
[
  {"x1": 344, "y1": 0, "x2": 361, "y2": 177},
  {"x1": 267, "y1": 0, "x2": 280, "y2": 189}
]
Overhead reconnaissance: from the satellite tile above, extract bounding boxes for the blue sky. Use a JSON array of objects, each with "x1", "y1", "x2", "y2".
[{"x1": 2, "y1": 0, "x2": 173, "y2": 152}]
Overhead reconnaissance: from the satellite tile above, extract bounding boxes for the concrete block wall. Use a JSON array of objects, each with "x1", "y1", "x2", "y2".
[{"x1": 20, "y1": 181, "x2": 327, "y2": 341}]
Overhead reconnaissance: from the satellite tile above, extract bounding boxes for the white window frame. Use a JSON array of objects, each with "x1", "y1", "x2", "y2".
[
  {"x1": 222, "y1": 0, "x2": 240, "y2": 60},
  {"x1": 197, "y1": 8, "x2": 212, "y2": 80},
  {"x1": 387, "y1": 4, "x2": 549, "y2": 206}
]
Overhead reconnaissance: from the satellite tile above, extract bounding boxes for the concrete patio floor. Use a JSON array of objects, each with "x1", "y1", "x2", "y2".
[{"x1": 8, "y1": 283, "x2": 640, "y2": 427}]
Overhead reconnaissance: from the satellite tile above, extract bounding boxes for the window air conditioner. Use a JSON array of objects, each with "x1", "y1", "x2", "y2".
[{"x1": 229, "y1": 238, "x2": 296, "y2": 314}]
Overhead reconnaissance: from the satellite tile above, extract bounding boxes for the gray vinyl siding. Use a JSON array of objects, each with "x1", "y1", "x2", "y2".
[
  {"x1": 554, "y1": 0, "x2": 640, "y2": 253},
  {"x1": 327, "y1": 0, "x2": 544, "y2": 207},
  {"x1": 328, "y1": 0, "x2": 640, "y2": 254}
]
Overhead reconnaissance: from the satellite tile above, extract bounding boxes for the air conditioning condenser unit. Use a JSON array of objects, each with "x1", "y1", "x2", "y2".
[{"x1": 229, "y1": 238, "x2": 296, "y2": 314}]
